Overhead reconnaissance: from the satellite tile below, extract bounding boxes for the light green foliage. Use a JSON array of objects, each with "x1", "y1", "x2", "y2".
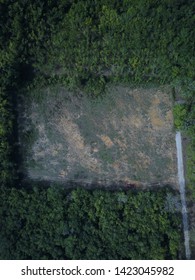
[{"x1": 173, "y1": 104, "x2": 187, "y2": 129}]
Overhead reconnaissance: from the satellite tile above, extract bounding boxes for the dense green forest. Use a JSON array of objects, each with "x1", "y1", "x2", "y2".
[
  {"x1": 0, "y1": 90, "x2": 13, "y2": 185},
  {"x1": 1, "y1": 0, "x2": 195, "y2": 91},
  {"x1": 0, "y1": 187, "x2": 182, "y2": 259},
  {"x1": 0, "y1": 0, "x2": 194, "y2": 259}
]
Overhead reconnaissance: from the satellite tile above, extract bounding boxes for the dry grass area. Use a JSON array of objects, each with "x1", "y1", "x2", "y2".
[{"x1": 19, "y1": 86, "x2": 178, "y2": 188}]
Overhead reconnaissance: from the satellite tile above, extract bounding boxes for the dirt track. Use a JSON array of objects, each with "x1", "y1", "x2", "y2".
[{"x1": 176, "y1": 131, "x2": 191, "y2": 259}]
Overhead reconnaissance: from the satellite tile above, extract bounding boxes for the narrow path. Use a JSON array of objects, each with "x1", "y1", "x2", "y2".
[{"x1": 175, "y1": 131, "x2": 191, "y2": 259}]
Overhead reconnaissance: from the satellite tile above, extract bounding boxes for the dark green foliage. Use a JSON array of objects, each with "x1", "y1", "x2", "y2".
[
  {"x1": 0, "y1": 89, "x2": 14, "y2": 185},
  {"x1": 0, "y1": 0, "x2": 194, "y2": 260},
  {"x1": 32, "y1": 0, "x2": 194, "y2": 92},
  {"x1": 1, "y1": 0, "x2": 195, "y2": 92},
  {"x1": 0, "y1": 186, "x2": 182, "y2": 260}
]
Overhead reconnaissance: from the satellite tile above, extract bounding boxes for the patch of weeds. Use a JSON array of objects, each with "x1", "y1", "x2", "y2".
[
  {"x1": 73, "y1": 167, "x2": 88, "y2": 180},
  {"x1": 23, "y1": 126, "x2": 38, "y2": 148},
  {"x1": 80, "y1": 118, "x2": 96, "y2": 141},
  {"x1": 74, "y1": 172, "x2": 87, "y2": 180},
  {"x1": 99, "y1": 148, "x2": 114, "y2": 164},
  {"x1": 136, "y1": 166, "x2": 153, "y2": 181},
  {"x1": 28, "y1": 159, "x2": 43, "y2": 170},
  {"x1": 27, "y1": 159, "x2": 37, "y2": 169},
  {"x1": 152, "y1": 156, "x2": 170, "y2": 176},
  {"x1": 46, "y1": 126, "x2": 59, "y2": 143},
  {"x1": 28, "y1": 88, "x2": 45, "y2": 104},
  {"x1": 102, "y1": 93, "x2": 116, "y2": 113},
  {"x1": 116, "y1": 108, "x2": 125, "y2": 119},
  {"x1": 159, "y1": 102, "x2": 169, "y2": 114},
  {"x1": 156, "y1": 173, "x2": 163, "y2": 179}
]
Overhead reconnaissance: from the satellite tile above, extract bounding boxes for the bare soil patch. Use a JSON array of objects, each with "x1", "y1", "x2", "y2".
[{"x1": 19, "y1": 86, "x2": 178, "y2": 188}]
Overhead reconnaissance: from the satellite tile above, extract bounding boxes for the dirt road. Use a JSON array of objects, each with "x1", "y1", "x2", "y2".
[{"x1": 176, "y1": 131, "x2": 191, "y2": 259}]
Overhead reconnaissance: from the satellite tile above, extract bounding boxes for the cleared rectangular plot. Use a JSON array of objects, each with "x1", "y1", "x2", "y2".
[{"x1": 19, "y1": 86, "x2": 178, "y2": 188}]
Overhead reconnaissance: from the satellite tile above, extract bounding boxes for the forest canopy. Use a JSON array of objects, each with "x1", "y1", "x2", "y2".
[
  {"x1": 0, "y1": 187, "x2": 182, "y2": 260},
  {"x1": 0, "y1": 0, "x2": 194, "y2": 259},
  {"x1": 1, "y1": 0, "x2": 195, "y2": 92}
]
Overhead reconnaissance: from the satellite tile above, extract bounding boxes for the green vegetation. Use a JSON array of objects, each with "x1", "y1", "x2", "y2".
[
  {"x1": 172, "y1": 80, "x2": 195, "y2": 257},
  {"x1": 0, "y1": 0, "x2": 194, "y2": 259},
  {"x1": 1, "y1": 0, "x2": 195, "y2": 93},
  {"x1": 172, "y1": 79, "x2": 195, "y2": 197},
  {"x1": 0, "y1": 186, "x2": 181, "y2": 260},
  {"x1": 173, "y1": 104, "x2": 187, "y2": 130},
  {"x1": 186, "y1": 141, "x2": 195, "y2": 198},
  {"x1": 0, "y1": 90, "x2": 14, "y2": 185},
  {"x1": 183, "y1": 113, "x2": 195, "y2": 199}
]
